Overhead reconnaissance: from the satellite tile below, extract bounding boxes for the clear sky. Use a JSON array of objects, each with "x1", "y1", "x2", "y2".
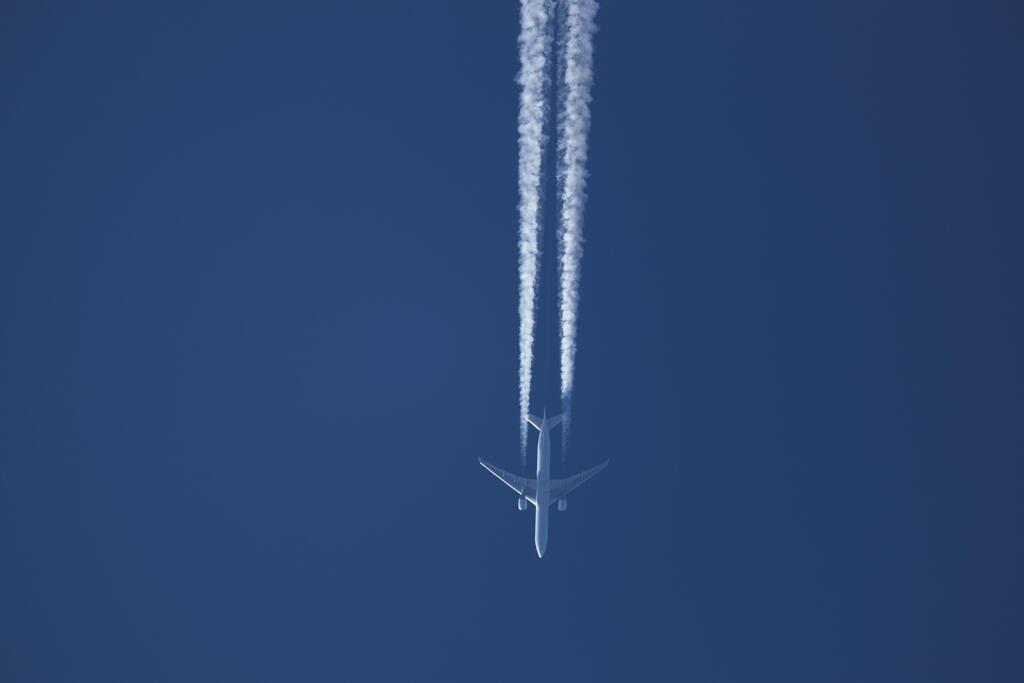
[{"x1": 2, "y1": 2, "x2": 1022, "y2": 681}]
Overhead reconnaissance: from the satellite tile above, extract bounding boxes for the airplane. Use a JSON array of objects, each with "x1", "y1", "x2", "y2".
[{"x1": 479, "y1": 411, "x2": 608, "y2": 558}]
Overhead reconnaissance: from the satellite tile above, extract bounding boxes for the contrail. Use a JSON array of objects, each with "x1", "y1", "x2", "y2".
[
  {"x1": 517, "y1": 0, "x2": 555, "y2": 462},
  {"x1": 556, "y1": 0, "x2": 598, "y2": 447}
]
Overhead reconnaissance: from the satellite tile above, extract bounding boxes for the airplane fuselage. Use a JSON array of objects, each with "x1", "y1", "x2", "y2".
[{"x1": 534, "y1": 415, "x2": 551, "y2": 557}]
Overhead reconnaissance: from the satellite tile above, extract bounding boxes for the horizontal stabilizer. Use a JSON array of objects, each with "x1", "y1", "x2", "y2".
[{"x1": 527, "y1": 413, "x2": 563, "y2": 431}]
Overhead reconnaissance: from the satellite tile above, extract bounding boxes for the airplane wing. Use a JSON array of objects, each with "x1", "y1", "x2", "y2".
[
  {"x1": 479, "y1": 458, "x2": 537, "y2": 502},
  {"x1": 549, "y1": 460, "x2": 609, "y2": 502}
]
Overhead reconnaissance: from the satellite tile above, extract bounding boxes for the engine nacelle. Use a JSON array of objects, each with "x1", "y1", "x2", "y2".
[
  {"x1": 557, "y1": 499, "x2": 568, "y2": 512},
  {"x1": 517, "y1": 497, "x2": 528, "y2": 511}
]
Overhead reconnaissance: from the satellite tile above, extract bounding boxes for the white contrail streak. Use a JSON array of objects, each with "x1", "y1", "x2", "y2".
[
  {"x1": 556, "y1": 0, "x2": 598, "y2": 444},
  {"x1": 517, "y1": 0, "x2": 555, "y2": 460}
]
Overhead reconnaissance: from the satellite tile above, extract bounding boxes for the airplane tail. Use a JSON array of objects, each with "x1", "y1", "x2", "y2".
[{"x1": 527, "y1": 413, "x2": 563, "y2": 431}]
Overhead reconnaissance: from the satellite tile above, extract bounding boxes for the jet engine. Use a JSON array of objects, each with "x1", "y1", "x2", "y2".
[
  {"x1": 517, "y1": 497, "x2": 528, "y2": 511},
  {"x1": 557, "y1": 499, "x2": 568, "y2": 512}
]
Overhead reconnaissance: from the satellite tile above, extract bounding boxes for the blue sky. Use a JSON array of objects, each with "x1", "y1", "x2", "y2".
[{"x1": 2, "y1": 2, "x2": 1022, "y2": 681}]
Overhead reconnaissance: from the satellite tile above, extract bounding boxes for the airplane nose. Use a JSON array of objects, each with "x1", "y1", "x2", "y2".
[{"x1": 535, "y1": 541, "x2": 546, "y2": 558}]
